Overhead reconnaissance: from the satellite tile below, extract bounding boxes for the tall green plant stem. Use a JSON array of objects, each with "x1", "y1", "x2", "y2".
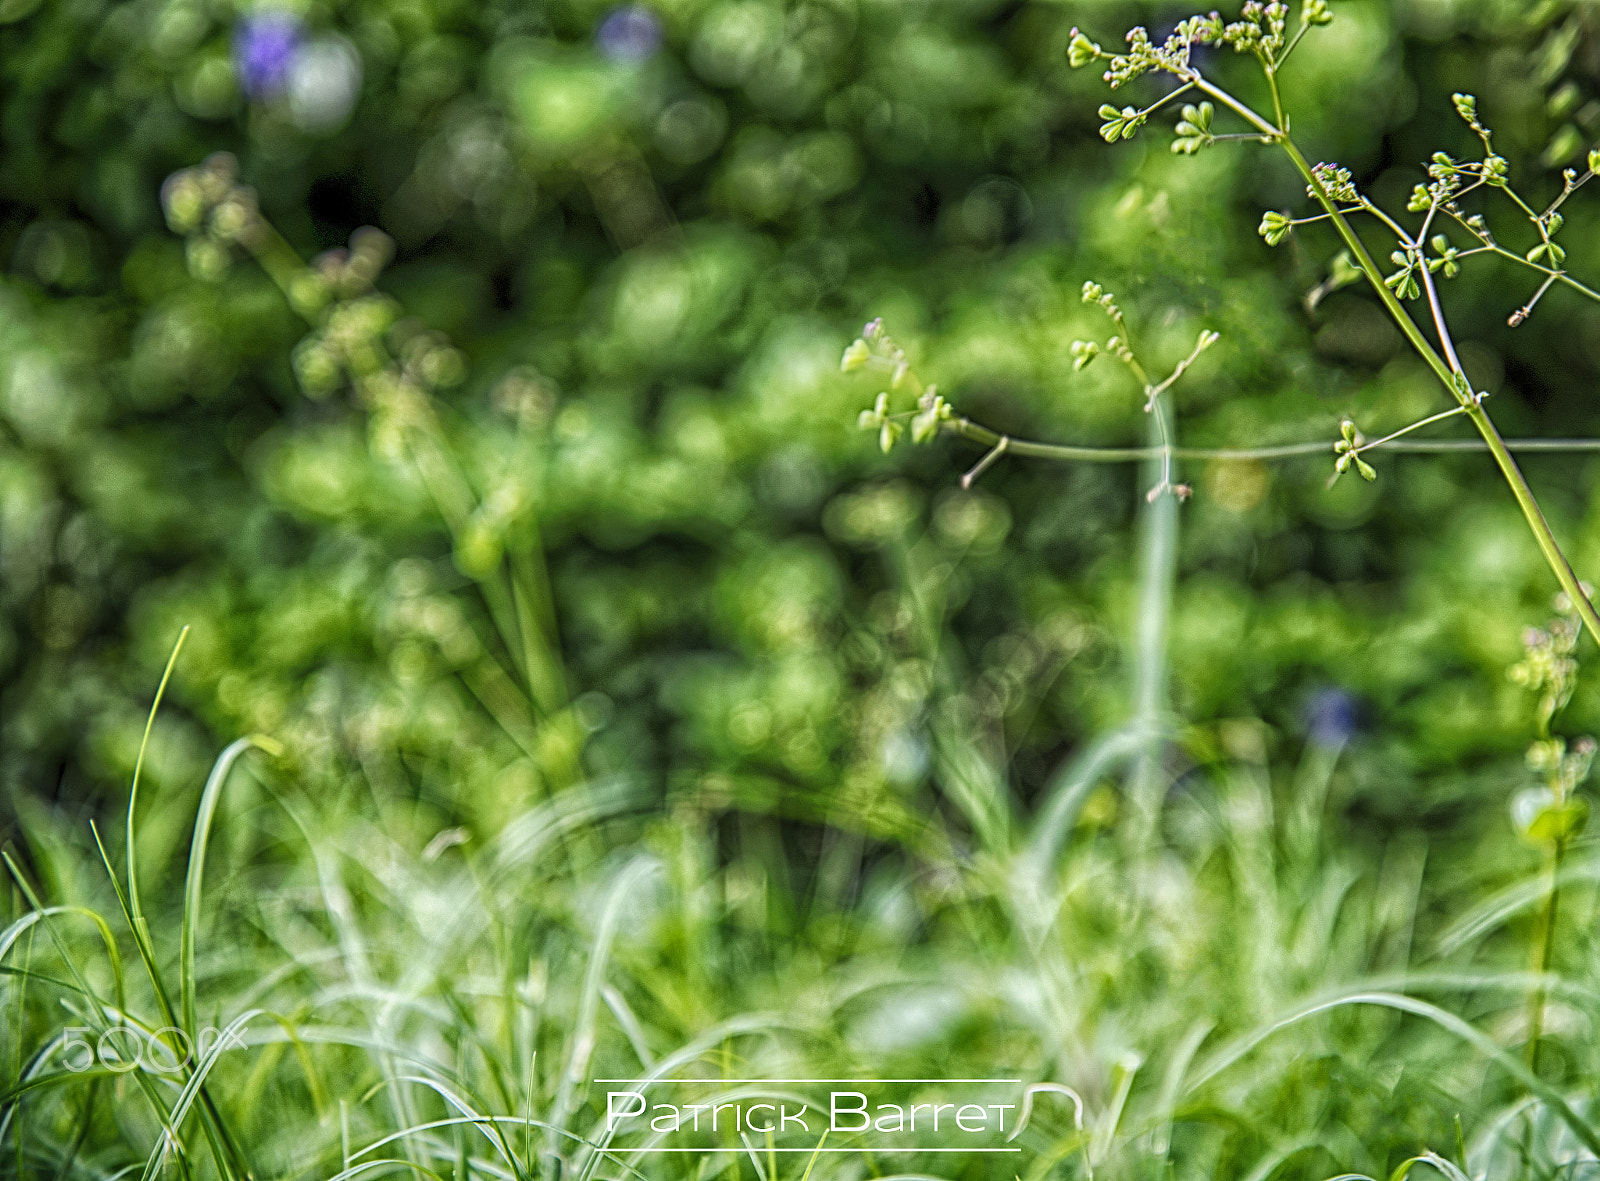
[
  {"x1": 1528, "y1": 835, "x2": 1566, "y2": 1076},
  {"x1": 1190, "y1": 75, "x2": 1600, "y2": 647},
  {"x1": 1126, "y1": 405, "x2": 1179, "y2": 851}
]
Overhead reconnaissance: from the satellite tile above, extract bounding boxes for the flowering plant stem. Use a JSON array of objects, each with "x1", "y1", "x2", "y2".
[
  {"x1": 1192, "y1": 74, "x2": 1600, "y2": 646},
  {"x1": 1127, "y1": 410, "x2": 1178, "y2": 852}
]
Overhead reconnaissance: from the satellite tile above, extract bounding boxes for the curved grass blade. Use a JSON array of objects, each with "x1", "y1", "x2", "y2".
[
  {"x1": 552, "y1": 856, "x2": 659, "y2": 1175},
  {"x1": 181, "y1": 735, "x2": 279, "y2": 1040},
  {"x1": 0, "y1": 902, "x2": 127, "y2": 1016},
  {"x1": 1187, "y1": 989, "x2": 1600, "y2": 1158},
  {"x1": 127, "y1": 626, "x2": 189, "y2": 929}
]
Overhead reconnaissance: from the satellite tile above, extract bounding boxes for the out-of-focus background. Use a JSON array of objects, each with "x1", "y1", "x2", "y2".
[
  {"x1": 10, "y1": 0, "x2": 1600, "y2": 826},
  {"x1": 8, "y1": 1, "x2": 1600, "y2": 1178}
]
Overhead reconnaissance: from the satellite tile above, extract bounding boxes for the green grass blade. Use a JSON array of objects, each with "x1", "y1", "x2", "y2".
[
  {"x1": 127, "y1": 626, "x2": 189, "y2": 928},
  {"x1": 181, "y1": 736, "x2": 276, "y2": 1040},
  {"x1": 0, "y1": 902, "x2": 127, "y2": 1017},
  {"x1": 551, "y1": 856, "x2": 659, "y2": 1171},
  {"x1": 1188, "y1": 989, "x2": 1600, "y2": 1158}
]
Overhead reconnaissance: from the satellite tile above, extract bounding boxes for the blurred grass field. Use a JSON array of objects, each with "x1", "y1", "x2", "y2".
[{"x1": 9, "y1": 1, "x2": 1600, "y2": 1179}]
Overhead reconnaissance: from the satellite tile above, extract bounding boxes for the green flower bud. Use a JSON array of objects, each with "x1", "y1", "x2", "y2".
[
  {"x1": 209, "y1": 191, "x2": 260, "y2": 243},
  {"x1": 879, "y1": 419, "x2": 903, "y2": 454},
  {"x1": 1258, "y1": 210, "x2": 1292, "y2": 246},
  {"x1": 910, "y1": 404, "x2": 942, "y2": 443},
  {"x1": 1172, "y1": 101, "x2": 1215, "y2": 154},
  {"x1": 1098, "y1": 105, "x2": 1144, "y2": 143},
  {"x1": 184, "y1": 237, "x2": 231, "y2": 282},
  {"x1": 858, "y1": 391, "x2": 890, "y2": 431},
  {"x1": 1067, "y1": 28, "x2": 1102, "y2": 69},
  {"x1": 292, "y1": 337, "x2": 343, "y2": 399},
  {"x1": 1527, "y1": 738, "x2": 1566, "y2": 772},
  {"x1": 161, "y1": 171, "x2": 207, "y2": 234},
  {"x1": 420, "y1": 346, "x2": 466, "y2": 389}
]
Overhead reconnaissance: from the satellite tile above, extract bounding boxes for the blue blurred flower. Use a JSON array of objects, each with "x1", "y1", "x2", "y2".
[
  {"x1": 234, "y1": 10, "x2": 303, "y2": 99},
  {"x1": 1304, "y1": 687, "x2": 1359, "y2": 748},
  {"x1": 596, "y1": 5, "x2": 663, "y2": 63}
]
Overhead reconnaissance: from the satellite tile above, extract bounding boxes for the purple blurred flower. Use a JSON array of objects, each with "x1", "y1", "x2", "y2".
[
  {"x1": 1304, "y1": 687, "x2": 1359, "y2": 748},
  {"x1": 596, "y1": 5, "x2": 662, "y2": 63},
  {"x1": 234, "y1": 10, "x2": 303, "y2": 99}
]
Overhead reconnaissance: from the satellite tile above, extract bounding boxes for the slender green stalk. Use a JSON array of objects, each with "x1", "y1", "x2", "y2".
[
  {"x1": 1125, "y1": 405, "x2": 1179, "y2": 851},
  {"x1": 944, "y1": 416, "x2": 1600, "y2": 463},
  {"x1": 1527, "y1": 835, "x2": 1566, "y2": 1076},
  {"x1": 1347, "y1": 407, "x2": 1465, "y2": 457}
]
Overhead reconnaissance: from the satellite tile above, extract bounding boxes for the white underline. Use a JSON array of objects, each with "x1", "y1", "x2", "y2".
[
  {"x1": 591, "y1": 1079, "x2": 1022, "y2": 1084},
  {"x1": 614, "y1": 1148, "x2": 1022, "y2": 1153}
]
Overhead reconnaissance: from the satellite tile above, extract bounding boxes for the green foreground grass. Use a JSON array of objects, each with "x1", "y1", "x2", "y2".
[{"x1": 6, "y1": 605, "x2": 1600, "y2": 1181}]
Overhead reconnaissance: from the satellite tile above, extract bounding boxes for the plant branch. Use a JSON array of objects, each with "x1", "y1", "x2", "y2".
[
  {"x1": 942, "y1": 416, "x2": 1600, "y2": 463},
  {"x1": 1258, "y1": 121, "x2": 1600, "y2": 648},
  {"x1": 1349, "y1": 407, "x2": 1468, "y2": 456},
  {"x1": 1417, "y1": 242, "x2": 1468, "y2": 379}
]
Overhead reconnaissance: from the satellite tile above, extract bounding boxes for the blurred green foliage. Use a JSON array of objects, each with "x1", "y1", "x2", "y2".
[{"x1": 7, "y1": 0, "x2": 1600, "y2": 834}]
